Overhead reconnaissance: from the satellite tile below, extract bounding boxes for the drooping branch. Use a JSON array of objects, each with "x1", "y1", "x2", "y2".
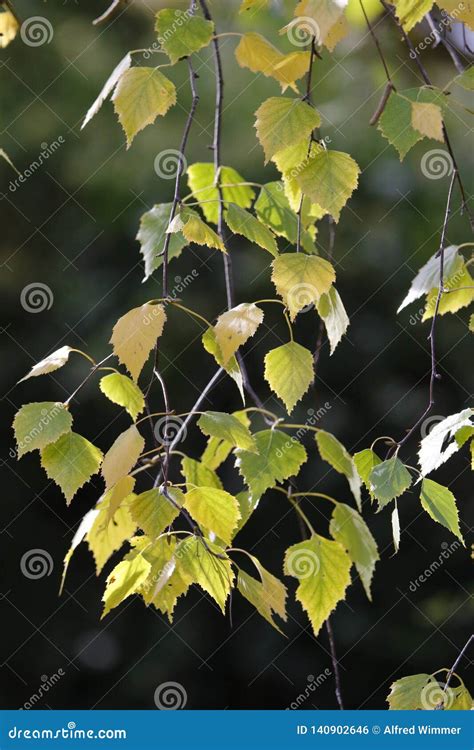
[{"x1": 444, "y1": 634, "x2": 474, "y2": 692}]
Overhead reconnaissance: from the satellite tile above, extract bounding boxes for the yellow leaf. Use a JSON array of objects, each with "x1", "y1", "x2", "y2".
[
  {"x1": 130, "y1": 487, "x2": 180, "y2": 539},
  {"x1": 255, "y1": 97, "x2": 320, "y2": 163},
  {"x1": 271, "y1": 253, "x2": 336, "y2": 320},
  {"x1": 294, "y1": 148, "x2": 360, "y2": 221},
  {"x1": 184, "y1": 487, "x2": 241, "y2": 545},
  {"x1": 214, "y1": 302, "x2": 264, "y2": 365},
  {"x1": 423, "y1": 263, "x2": 474, "y2": 320},
  {"x1": 176, "y1": 536, "x2": 235, "y2": 613},
  {"x1": 112, "y1": 67, "x2": 176, "y2": 147},
  {"x1": 324, "y1": 14, "x2": 350, "y2": 51},
  {"x1": 411, "y1": 102, "x2": 443, "y2": 142},
  {"x1": 138, "y1": 536, "x2": 190, "y2": 620},
  {"x1": 264, "y1": 341, "x2": 314, "y2": 412},
  {"x1": 87, "y1": 501, "x2": 137, "y2": 574},
  {"x1": 101, "y1": 424, "x2": 144, "y2": 489},
  {"x1": 393, "y1": 0, "x2": 434, "y2": 31},
  {"x1": 168, "y1": 209, "x2": 225, "y2": 251},
  {"x1": 235, "y1": 32, "x2": 310, "y2": 92},
  {"x1": 110, "y1": 302, "x2": 166, "y2": 381},
  {"x1": 442, "y1": 0, "x2": 474, "y2": 29},
  {"x1": 0, "y1": 9, "x2": 19, "y2": 49},
  {"x1": 288, "y1": 0, "x2": 348, "y2": 46},
  {"x1": 102, "y1": 555, "x2": 151, "y2": 617}
]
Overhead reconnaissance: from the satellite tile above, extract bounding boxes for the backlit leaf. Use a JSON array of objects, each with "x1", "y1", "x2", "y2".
[
  {"x1": 41, "y1": 432, "x2": 103, "y2": 504},
  {"x1": 225, "y1": 203, "x2": 278, "y2": 257},
  {"x1": 112, "y1": 67, "x2": 176, "y2": 147},
  {"x1": 168, "y1": 208, "x2": 225, "y2": 251},
  {"x1": 102, "y1": 554, "x2": 151, "y2": 617},
  {"x1": 198, "y1": 411, "x2": 256, "y2": 452},
  {"x1": 14, "y1": 402, "x2": 72, "y2": 458},
  {"x1": 137, "y1": 204, "x2": 187, "y2": 281},
  {"x1": 181, "y1": 456, "x2": 223, "y2": 490},
  {"x1": 330, "y1": 503, "x2": 379, "y2": 599},
  {"x1": 353, "y1": 449, "x2": 382, "y2": 497},
  {"x1": 254, "y1": 97, "x2": 320, "y2": 163},
  {"x1": 316, "y1": 430, "x2": 362, "y2": 509},
  {"x1": 187, "y1": 163, "x2": 254, "y2": 224},
  {"x1": 284, "y1": 534, "x2": 351, "y2": 636},
  {"x1": 214, "y1": 302, "x2": 264, "y2": 365},
  {"x1": 393, "y1": 0, "x2": 433, "y2": 31},
  {"x1": 317, "y1": 286, "x2": 349, "y2": 354},
  {"x1": 423, "y1": 262, "x2": 474, "y2": 320},
  {"x1": 110, "y1": 303, "x2": 166, "y2": 381},
  {"x1": 419, "y1": 409, "x2": 474, "y2": 476},
  {"x1": 101, "y1": 424, "x2": 144, "y2": 489},
  {"x1": 87, "y1": 500, "x2": 137, "y2": 574},
  {"x1": 237, "y1": 557, "x2": 287, "y2": 633},
  {"x1": 99, "y1": 373, "x2": 145, "y2": 421},
  {"x1": 201, "y1": 327, "x2": 245, "y2": 403},
  {"x1": 0, "y1": 9, "x2": 19, "y2": 49},
  {"x1": 264, "y1": 341, "x2": 314, "y2": 413},
  {"x1": 82, "y1": 53, "x2": 132, "y2": 129},
  {"x1": 272, "y1": 253, "x2": 336, "y2": 320},
  {"x1": 18, "y1": 346, "x2": 74, "y2": 383},
  {"x1": 236, "y1": 429, "x2": 307, "y2": 500},
  {"x1": 294, "y1": 148, "x2": 360, "y2": 221},
  {"x1": 369, "y1": 457, "x2": 412, "y2": 509},
  {"x1": 387, "y1": 674, "x2": 433, "y2": 709},
  {"x1": 397, "y1": 245, "x2": 460, "y2": 313},
  {"x1": 411, "y1": 101, "x2": 443, "y2": 142},
  {"x1": 378, "y1": 87, "x2": 448, "y2": 159},
  {"x1": 290, "y1": 0, "x2": 348, "y2": 46},
  {"x1": 235, "y1": 32, "x2": 310, "y2": 92},
  {"x1": 419, "y1": 479, "x2": 464, "y2": 542},
  {"x1": 184, "y1": 486, "x2": 241, "y2": 545},
  {"x1": 130, "y1": 487, "x2": 181, "y2": 538},
  {"x1": 138, "y1": 536, "x2": 190, "y2": 620},
  {"x1": 254, "y1": 182, "x2": 315, "y2": 253},
  {"x1": 155, "y1": 9, "x2": 214, "y2": 64},
  {"x1": 176, "y1": 536, "x2": 235, "y2": 613}
]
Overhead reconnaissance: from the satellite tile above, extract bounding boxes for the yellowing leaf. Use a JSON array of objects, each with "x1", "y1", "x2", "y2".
[
  {"x1": 271, "y1": 253, "x2": 336, "y2": 320},
  {"x1": 237, "y1": 557, "x2": 288, "y2": 633},
  {"x1": 411, "y1": 102, "x2": 443, "y2": 142},
  {"x1": 137, "y1": 204, "x2": 187, "y2": 281},
  {"x1": 110, "y1": 303, "x2": 166, "y2": 381},
  {"x1": 387, "y1": 674, "x2": 433, "y2": 709},
  {"x1": 441, "y1": 0, "x2": 474, "y2": 30},
  {"x1": 155, "y1": 9, "x2": 214, "y2": 64},
  {"x1": 324, "y1": 14, "x2": 350, "y2": 51},
  {"x1": 330, "y1": 503, "x2": 379, "y2": 599},
  {"x1": 181, "y1": 456, "x2": 223, "y2": 491},
  {"x1": 378, "y1": 87, "x2": 447, "y2": 160},
  {"x1": 316, "y1": 431, "x2": 362, "y2": 509},
  {"x1": 197, "y1": 411, "x2": 256, "y2": 452},
  {"x1": 236, "y1": 429, "x2": 307, "y2": 500},
  {"x1": 138, "y1": 536, "x2": 190, "y2": 620},
  {"x1": 289, "y1": 0, "x2": 348, "y2": 46},
  {"x1": 420, "y1": 479, "x2": 464, "y2": 543},
  {"x1": 264, "y1": 341, "x2": 314, "y2": 413},
  {"x1": 284, "y1": 535, "x2": 351, "y2": 636},
  {"x1": 187, "y1": 163, "x2": 255, "y2": 224},
  {"x1": 294, "y1": 148, "x2": 360, "y2": 220},
  {"x1": 18, "y1": 346, "x2": 74, "y2": 383},
  {"x1": 255, "y1": 182, "x2": 315, "y2": 253},
  {"x1": 102, "y1": 554, "x2": 151, "y2": 617},
  {"x1": 99, "y1": 373, "x2": 145, "y2": 421},
  {"x1": 0, "y1": 9, "x2": 19, "y2": 49},
  {"x1": 104, "y1": 475, "x2": 136, "y2": 521},
  {"x1": 41, "y1": 432, "x2": 103, "y2": 504},
  {"x1": 13, "y1": 402, "x2": 73, "y2": 458},
  {"x1": 82, "y1": 53, "x2": 132, "y2": 130},
  {"x1": 423, "y1": 262, "x2": 474, "y2": 320},
  {"x1": 235, "y1": 32, "x2": 310, "y2": 92},
  {"x1": 101, "y1": 424, "x2": 144, "y2": 489},
  {"x1": 130, "y1": 487, "x2": 181, "y2": 539},
  {"x1": 168, "y1": 208, "x2": 225, "y2": 251},
  {"x1": 224, "y1": 203, "x2": 278, "y2": 257},
  {"x1": 202, "y1": 327, "x2": 245, "y2": 402},
  {"x1": 112, "y1": 67, "x2": 176, "y2": 147},
  {"x1": 176, "y1": 536, "x2": 234, "y2": 613},
  {"x1": 87, "y1": 501, "x2": 137, "y2": 574},
  {"x1": 214, "y1": 302, "x2": 264, "y2": 365},
  {"x1": 240, "y1": 0, "x2": 269, "y2": 11},
  {"x1": 369, "y1": 457, "x2": 412, "y2": 509},
  {"x1": 184, "y1": 487, "x2": 241, "y2": 545},
  {"x1": 393, "y1": 0, "x2": 433, "y2": 31},
  {"x1": 254, "y1": 97, "x2": 321, "y2": 163},
  {"x1": 317, "y1": 286, "x2": 349, "y2": 354}
]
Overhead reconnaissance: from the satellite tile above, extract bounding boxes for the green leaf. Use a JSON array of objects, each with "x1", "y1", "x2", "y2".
[
  {"x1": 102, "y1": 554, "x2": 151, "y2": 617},
  {"x1": 378, "y1": 87, "x2": 448, "y2": 160},
  {"x1": 254, "y1": 182, "x2": 315, "y2": 253},
  {"x1": 224, "y1": 203, "x2": 278, "y2": 257},
  {"x1": 101, "y1": 424, "x2": 144, "y2": 489},
  {"x1": 198, "y1": 411, "x2": 256, "y2": 452},
  {"x1": 369, "y1": 457, "x2": 412, "y2": 509},
  {"x1": 316, "y1": 430, "x2": 361, "y2": 510},
  {"x1": 200, "y1": 412, "x2": 252, "y2": 470},
  {"x1": 110, "y1": 303, "x2": 166, "y2": 382},
  {"x1": 202, "y1": 327, "x2": 245, "y2": 403},
  {"x1": 353, "y1": 449, "x2": 382, "y2": 499},
  {"x1": 284, "y1": 534, "x2": 352, "y2": 637},
  {"x1": 130, "y1": 487, "x2": 181, "y2": 539},
  {"x1": 330, "y1": 503, "x2": 379, "y2": 600},
  {"x1": 41, "y1": 432, "x2": 103, "y2": 504},
  {"x1": 13, "y1": 402, "x2": 73, "y2": 458},
  {"x1": 18, "y1": 346, "x2": 74, "y2": 383},
  {"x1": 214, "y1": 302, "x2": 264, "y2": 365},
  {"x1": 387, "y1": 674, "x2": 433, "y2": 709},
  {"x1": 187, "y1": 163, "x2": 255, "y2": 224},
  {"x1": 155, "y1": 9, "x2": 214, "y2": 64},
  {"x1": 397, "y1": 245, "x2": 460, "y2": 313},
  {"x1": 112, "y1": 67, "x2": 176, "y2": 147},
  {"x1": 418, "y1": 409, "x2": 474, "y2": 476},
  {"x1": 99, "y1": 373, "x2": 145, "y2": 421},
  {"x1": 272, "y1": 253, "x2": 336, "y2": 320},
  {"x1": 454, "y1": 66, "x2": 474, "y2": 91},
  {"x1": 264, "y1": 341, "x2": 313, "y2": 413},
  {"x1": 254, "y1": 96, "x2": 320, "y2": 163},
  {"x1": 234, "y1": 490, "x2": 261, "y2": 535},
  {"x1": 176, "y1": 536, "x2": 235, "y2": 613},
  {"x1": 317, "y1": 286, "x2": 349, "y2": 354},
  {"x1": 167, "y1": 208, "x2": 225, "y2": 251},
  {"x1": 236, "y1": 429, "x2": 307, "y2": 500},
  {"x1": 183, "y1": 486, "x2": 241, "y2": 545},
  {"x1": 181, "y1": 456, "x2": 223, "y2": 490},
  {"x1": 237, "y1": 557, "x2": 287, "y2": 633},
  {"x1": 136, "y1": 204, "x2": 187, "y2": 281},
  {"x1": 419, "y1": 479, "x2": 464, "y2": 543},
  {"x1": 294, "y1": 148, "x2": 360, "y2": 221}
]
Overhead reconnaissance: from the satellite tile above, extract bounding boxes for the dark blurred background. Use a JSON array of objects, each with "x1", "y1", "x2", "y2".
[{"x1": 1, "y1": 0, "x2": 472, "y2": 711}]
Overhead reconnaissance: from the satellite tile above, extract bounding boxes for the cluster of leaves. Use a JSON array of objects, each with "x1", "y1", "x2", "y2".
[{"x1": 10, "y1": 0, "x2": 473, "y2": 706}]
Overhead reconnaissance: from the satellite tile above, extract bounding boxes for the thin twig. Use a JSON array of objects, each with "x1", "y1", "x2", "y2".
[
  {"x1": 444, "y1": 634, "x2": 474, "y2": 692},
  {"x1": 326, "y1": 618, "x2": 345, "y2": 709},
  {"x1": 296, "y1": 38, "x2": 317, "y2": 254},
  {"x1": 359, "y1": 0, "x2": 393, "y2": 85}
]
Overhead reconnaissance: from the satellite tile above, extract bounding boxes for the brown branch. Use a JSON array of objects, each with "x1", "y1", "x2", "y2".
[
  {"x1": 444, "y1": 634, "x2": 474, "y2": 692},
  {"x1": 369, "y1": 80, "x2": 394, "y2": 126}
]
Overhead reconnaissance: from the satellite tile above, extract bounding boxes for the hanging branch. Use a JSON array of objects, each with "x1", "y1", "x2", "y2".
[
  {"x1": 296, "y1": 38, "x2": 317, "y2": 254},
  {"x1": 380, "y1": 0, "x2": 473, "y2": 228},
  {"x1": 326, "y1": 618, "x2": 345, "y2": 710},
  {"x1": 444, "y1": 634, "x2": 474, "y2": 692}
]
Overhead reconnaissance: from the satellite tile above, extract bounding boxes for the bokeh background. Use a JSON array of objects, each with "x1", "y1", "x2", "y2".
[{"x1": 1, "y1": 0, "x2": 473, "y2": 710}]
